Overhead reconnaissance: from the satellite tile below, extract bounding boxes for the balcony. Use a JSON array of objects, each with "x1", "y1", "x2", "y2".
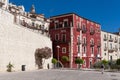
[
  {"x1": 90, "y1": 43, "x2": 95, "y2": 47},
  {"x1": 104, "y1": 47, "x2": 107, "y2": 51},
  {"x1": 76, "y1": 27, "x2": 81, "y2": 32},
  {"x1": 109, "y1": 38, "x2": 113, "y2": 42},
  {"x1": 77, "y1": 40, "x2": 81, "y2": 45},
  {"x1": 114, "y1": 39, "x2": 118, "y2": 43},
  {"x1": 103, "y1": 37, "x2": 108, "y2": 41},
  {"x1": 108, "y1": 48, "x2": 114, "y2": 53},
  {"x1": 114, "y1": 48, "x2": 118, "y2": 52},
  {"x1": 82, "y1": 42, "x2": 87, "y2": 46},
  {"x1": 90, "y1": 30, "x2": 95, "y2": 35},
  {"x1": 82, "y1": 28, "x2": 87, "y2": 33},
  {"x1": 97, "y1": 43, "x2": 101, "y2": 47}
]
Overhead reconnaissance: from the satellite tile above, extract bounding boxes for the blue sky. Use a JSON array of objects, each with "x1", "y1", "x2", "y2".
[{"x1": 9, "y1": 0, "x2": 120, "y2": 32}]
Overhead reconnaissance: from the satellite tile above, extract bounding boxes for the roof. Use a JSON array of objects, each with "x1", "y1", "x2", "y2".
[{"x1": 50, "y1": 12, "x2": 100, "y2": 25}]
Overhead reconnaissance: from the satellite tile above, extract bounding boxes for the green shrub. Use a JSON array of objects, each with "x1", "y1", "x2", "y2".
[
  {"x1": 61, "y1": 56, "x2": 69, "y2": 62},
  {"x1": 6, "y1": 62, "x2": 14, "y2": 72},
  {"x1": 51, "y1": 58, "x2": 58, "y2": 68},
  {"x1": 75, "y1": 58, "x2": 84, "y2": 69}
]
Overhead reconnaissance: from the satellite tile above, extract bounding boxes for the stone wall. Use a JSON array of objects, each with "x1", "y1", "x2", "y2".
[{"x1": 0, "y1": 9, "x2": 52, "y2": 71}]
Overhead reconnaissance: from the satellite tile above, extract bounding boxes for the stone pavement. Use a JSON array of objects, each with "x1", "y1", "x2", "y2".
[{"x1": 0, "y1": 69, "x2": 119, "y2": 80}]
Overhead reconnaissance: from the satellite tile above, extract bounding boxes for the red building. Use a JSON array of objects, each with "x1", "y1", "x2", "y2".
[{"x1": 49, "y1": 13, "x2": 101, "y2": 68}]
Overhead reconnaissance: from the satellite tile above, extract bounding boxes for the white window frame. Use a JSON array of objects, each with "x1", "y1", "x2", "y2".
[{"x1": 54, "y1": 20, "x2": 59, "y2": 29}]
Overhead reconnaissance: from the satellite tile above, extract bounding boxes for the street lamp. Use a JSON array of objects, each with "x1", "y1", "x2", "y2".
[{"x1": 57, "y1": 45, "x2": 60, "y2": 68}]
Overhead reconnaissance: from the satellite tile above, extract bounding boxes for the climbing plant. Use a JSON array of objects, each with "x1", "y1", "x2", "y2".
[{"x1": 35, "y1": 47, "x2": 52, "y2": 69}]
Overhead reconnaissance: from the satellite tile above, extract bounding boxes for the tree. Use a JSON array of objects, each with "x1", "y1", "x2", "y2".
[
  {"x1": 61, "y1": 56, "x2": 69, "y2": 62},
  {"x1": 101, "y1": 59, "x2": 108, "y2": 65},
  {"x1": 35, "y1": 47, "x2": 52, "y2": 69},
  {"x1": 116, "y1": 58, "x2": 120, "y2": 65},
  {"x1": 52, "y1": 58, "x2": 58, "y2": 68},
  {"x1": 61, "y1": 56, "x2": 69, "y2": 67},
  {"x1": 116, "y1": 58, "x2": 120, "y2": 70},
  {"x1": 75, "y1": 58, "x2": 84, "y2": 69}
]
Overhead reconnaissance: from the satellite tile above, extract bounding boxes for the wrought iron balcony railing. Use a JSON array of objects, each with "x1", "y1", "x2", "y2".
[
  {"x1": 90, "y1": 43, "x2": 95, "y2": 47},
  {"x1": 82, "y1": 42, "x2": 87, "y2": 46},
  {"x1": 104, "y1": 47, "x2": 107, "y2": 51},
  {"x1": 76, "y1": 27, "x2": 81, "y2": 32},
  {"x1": 82, "y1": 29, "x2": 87, "y2": 33},
  {"x1": 90, "y1": 30, "x2": 95, "y2": 35},
  {"x1": 114, "y1": 39, "x2": 118, "y2": 43},
  {"x1": 77, "y1": 40, "x2": 81, "y2": 45},
  {"x1": 103, "y1": 37, "x2": 108, "y2": 41},
  {"x1": 108, "y1": 48, "x2": 114, "y2": 53},
  {"x1": 109, "y1": 38, "x2": 113, "y2": 42}
]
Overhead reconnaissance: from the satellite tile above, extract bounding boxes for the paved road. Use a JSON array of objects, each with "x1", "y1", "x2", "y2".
[{"x1": 0, "y1": 69, "x2": 119, "y2": 80}]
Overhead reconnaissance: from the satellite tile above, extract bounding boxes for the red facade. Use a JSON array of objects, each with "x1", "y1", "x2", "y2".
[{"x1": 49, "y1": 13, "x2": 101, "y2": 68}]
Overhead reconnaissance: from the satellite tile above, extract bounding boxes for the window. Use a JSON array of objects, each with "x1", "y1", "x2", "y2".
[
  {"x1": 55, "y1": 34, "x2": 59, "y2": 41},
  {"x1": 62, "y1": 34, "x2": 66, "y2": 42},
  {"x1": 91, "y1": 47, "x2": 94, "y2": 54},
  {"x1": 110, "y1": 43, "x2": 112, "y2": 49},
  {"x1": 77, "y1": 23, "x2": 80, "y2": 28},
  {"x1": 39, "y1": 25, "x2": 41, "y2": 29},
  {"x1": 104, "y1": 43, "x2": 106, "y2": 48},
  {"x1": 59, "y1": 22, "x2": 62, "y2": 28},
  {"x1": 90, "y1": 26, "x2": 94, "y2": 31},
  {"x1": 83, "y1": 37, "x2": 86, "y2": 43},
  {"x1": 78, "y1": 45, "x2": 80, "y2": 53},
  {"x1": 82, "y1": 24, "x2": 86, "y2": 30},
  {"x1": 110, "y1": 35, "x2": 112, "y2": 39},
  {"x1": 90, "y1": 39, "x2": 94, "y2": 44},
  {"x1": 115, "y1": 37, "x2": 117, "y2": 40},
  {"x1": 32, "y1": 22, "x2": 34, "y2": 26},
  {"x1": 83, "y1": 46, "x2": 86, "y2": 53},
  {"x1": 77, "y1": 36, "x2": 80, "y2": 42},
  {"x1": 55, "y1": 22, "x2": 59, "y2": 28},
  {"x1": 64, "y1": 21, "x2": 68, "y2": 27},
  {"x1": 110, "y1": 56, "x2": 112, "y2": 61},
  {"x1": 104, "y1": 53, "x2": 106, "y2": 56},
  {"x1": 104, "y1": 34, "x2": 106, "y2": 38},
  {"x1": 98, "y1": 47, "x2": 100, "y2": 54},
  {"x1": 62, "y1": 47, "x2": 66, "y2": 53}
]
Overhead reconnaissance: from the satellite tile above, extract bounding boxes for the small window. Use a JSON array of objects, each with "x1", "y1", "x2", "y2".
[
  {"x1": 90, "y1": 26, "x2": 94, "y2": 31},
  {"x1": 64, "y1": 21, "x2": 68, "y2": 27},
  {"x1": 104, "y1": 53, "x2": 106, "y2": 56},
  {"x1": 91, "y1": 47, "x2": 94, "y2": 54},
  {"x1": 62, "y1": 34, "x2": 66, "y2": 42},
  {"x1": 32, "y1": 22, "x2": 34, "y2": 26},
  {"x1": 77, "y1": 23, "x2": 80, "y2": 28},
  {"x1": 55, "y1": 22, "x2": 59, "y2": 28},
  {"x1": 83, "y1": 37, "x2": 86, "y2": 43},
  {"x1": 78, "y1": 45, "x2": 80, "y2": 53},
  {"x1": 110, "y1": 35, "x2": 112, "y2": 39},
  {"x1": 83, "y1": 46, "x2": 86, "y2": 53},
  {"x1": 82, "y1": 24, "x2": 86, "y2": 30},
  {"x1": 59, "y1": 22, "x2": 62, "y2": 28},
  {"x1": 55, "y1": 34, "x2": 59, "y2": 41},
  {"x1": 104, "y1": 34, "x2": 106, "y2": 38},
  {"x1": 62, "y1": 47, "x2": 66, "y2": 53}
]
